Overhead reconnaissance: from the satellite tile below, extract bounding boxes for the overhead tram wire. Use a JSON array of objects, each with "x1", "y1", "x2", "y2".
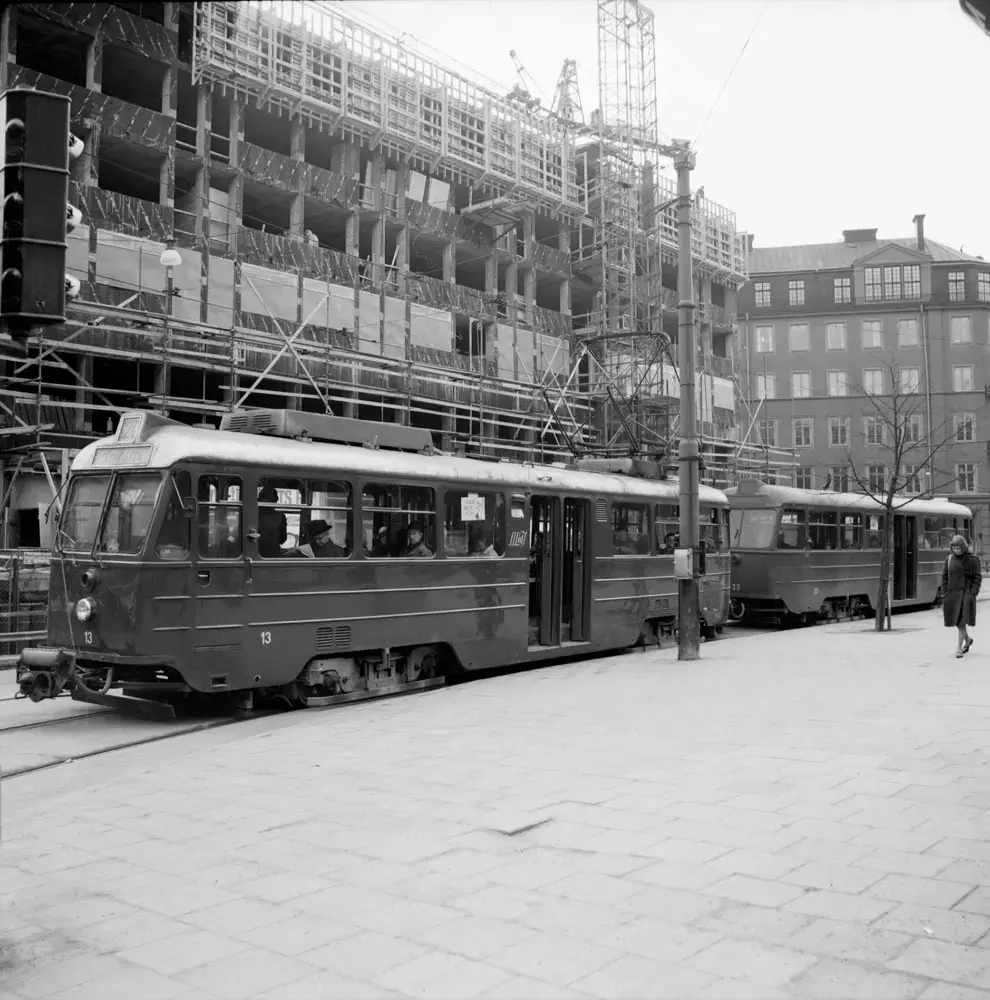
[{"x1": 691, "y1": 0, "x2": 771, "y2": 150}]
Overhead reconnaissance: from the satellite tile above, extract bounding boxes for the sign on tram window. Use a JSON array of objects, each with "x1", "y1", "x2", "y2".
[
  {"x1": 444, "y1": 491, "x2": 505, "y2": 557},
  {"x1": 510, "y1": 495, "x2": 526, "y2": 519},
  {"x1": 198, "y1": 475, "x2": 243, "y2": 559},
  {"x1": 866, "y1": 514, "x2": 884, "y2": 549},
  {"x1": 363, "y1": 484, "x2": 436, "y2": 558}
]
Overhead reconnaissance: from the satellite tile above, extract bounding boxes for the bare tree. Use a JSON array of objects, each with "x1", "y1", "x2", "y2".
[{"x1": 843, "y1": 358, "x2": 959, "y2": 631}]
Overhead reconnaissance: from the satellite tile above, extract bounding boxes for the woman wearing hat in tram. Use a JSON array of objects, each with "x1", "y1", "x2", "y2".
[{"x1": 942, "y1": 535, "x2": 981, "y2": 658}]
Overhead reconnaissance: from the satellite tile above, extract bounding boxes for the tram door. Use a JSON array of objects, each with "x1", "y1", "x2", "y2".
[
  {"x1": 562, "y1": 499, "x2": 591, "y2": 642},
  {"x1": 192, "y1": 474, "x2": 247, "y2": 684},
  {"x1": 530, "y1": 496, "x2": 562, "y2": 646},
  {"x1": 892, "y1": 514, "x2": 917, "y2": 601}
]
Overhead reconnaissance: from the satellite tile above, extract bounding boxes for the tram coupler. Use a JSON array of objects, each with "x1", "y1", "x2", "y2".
[{"x1": 16, "y1": 647, "x2": 78, "y2": 702}]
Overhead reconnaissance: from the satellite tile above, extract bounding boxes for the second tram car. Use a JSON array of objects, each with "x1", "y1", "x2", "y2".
[
  {"x1": 17, "y1": 409, "x2": 731, "y2": 716},
  {"x1": 726, "y1": 480, "x2": 973, "y2": 625}
]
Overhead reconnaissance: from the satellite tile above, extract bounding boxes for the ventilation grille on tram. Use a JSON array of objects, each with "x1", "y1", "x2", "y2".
[
  {"x1": 595, "y1": 498, "x2": 609, "y2": 522},
  {"x1": 648, "y1": 597, "x2": 671, "y2": 616},
  {"x1": 220, "y1": 411, "x2": 278, "y2": 435},
  {"x1": 316, "y1": 624, "x2": 352, "y2": 650}
]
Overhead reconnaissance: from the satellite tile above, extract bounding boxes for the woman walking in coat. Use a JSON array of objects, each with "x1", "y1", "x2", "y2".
[{"x1": 942, "y1": 535, "x2": 982, "y2": 658}]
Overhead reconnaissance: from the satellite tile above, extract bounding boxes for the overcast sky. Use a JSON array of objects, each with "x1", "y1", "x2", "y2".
[{"x1": 348, "y1": 0, "x2": 989, "y2": 256}]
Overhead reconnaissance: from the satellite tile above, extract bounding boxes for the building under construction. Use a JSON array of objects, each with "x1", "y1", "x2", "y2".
[{"x1": 0, "y1": 0, "x2": 769, "y2": 549}]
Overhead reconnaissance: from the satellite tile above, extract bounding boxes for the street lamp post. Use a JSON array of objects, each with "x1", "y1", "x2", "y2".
[{"x1": 158, "y1": 241, "x2": 181, "y2": 415}]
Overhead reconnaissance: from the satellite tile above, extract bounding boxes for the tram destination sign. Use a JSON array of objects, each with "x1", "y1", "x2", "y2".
[{"x1": 91, "y1": 445, "x2": 154, "y2": 468}]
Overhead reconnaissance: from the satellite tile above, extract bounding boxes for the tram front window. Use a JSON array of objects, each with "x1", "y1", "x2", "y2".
[
  {"x1": 99, "y1": 473, "x2": 164, "y2": 555},
  {"x1": 57, "y1": 475, "x2": 111, "y2": 552},
  {"x1": 730, "y1": 508, "x2": 777, "y2": 549}
]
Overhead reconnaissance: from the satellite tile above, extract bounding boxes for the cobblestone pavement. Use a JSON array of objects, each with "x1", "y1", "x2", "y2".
[{"x1": 2, "y1": 607, "x2": 989, "y2": 999}]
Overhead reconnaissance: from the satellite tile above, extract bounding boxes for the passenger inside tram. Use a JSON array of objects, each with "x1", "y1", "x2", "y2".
[{"x1": 398, "y1": 521, "x2": 433, "y2": 558}]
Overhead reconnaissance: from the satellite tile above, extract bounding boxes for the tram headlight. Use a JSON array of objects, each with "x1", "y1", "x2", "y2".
[{"x1": 75, "y1": 596, "x2": 96, "y2": 622}]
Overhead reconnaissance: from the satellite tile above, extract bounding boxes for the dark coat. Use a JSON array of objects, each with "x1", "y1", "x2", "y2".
[{"x1": 942, "y1": 553, "x2": 982, "y2": 627}]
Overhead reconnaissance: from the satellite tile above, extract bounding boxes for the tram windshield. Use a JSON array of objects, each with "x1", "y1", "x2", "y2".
[
  {"x1": 98, "y1": 473, "x2": 164, "y2": 555},
  {"x1": 729, "y1": 508, "x2": 778, "y2": 549},
  {"x1": 57, "y1": 475, "x2": 111, "y2": 552}
]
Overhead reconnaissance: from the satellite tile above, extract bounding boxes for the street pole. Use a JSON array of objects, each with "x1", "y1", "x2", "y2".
[
  {"x1": 674, "y1": 139, "x2": 701, "y2": 661},
  {"x1": 159, "y1": 266, "x2": 173, "y2": 416}
]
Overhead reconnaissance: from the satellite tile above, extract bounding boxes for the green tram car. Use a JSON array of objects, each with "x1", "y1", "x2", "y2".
[{"x1": 726, "y1": 480, "x2": 973, "y2": 625}]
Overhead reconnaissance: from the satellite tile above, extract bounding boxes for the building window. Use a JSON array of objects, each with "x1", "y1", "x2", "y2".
[
  {"x1": 956, "y1": 463, "x2": 977, "y2": 493},
  {"x1": 828, "y1": 416, "x2": 850, "y2": 446},
  {"x1": 833, "y1": 277, "x2": 851, "y2": 304},
  {"x1": 862, "y1": 368, "x2": 883, "y2": 395},
  {"x1": 755, "y1": 373, "x2": 775, "y2": 399},
  {"x1": 865, "y1": 266, "x2": 882, "y2": 303},
  {"x1": 791, "y1": 372, "x2": 811, "y2": 398},
  {"x1": 950, "y1": 316, "x2": 972, "y2": 344},
  {"x1": 882, "y1": 266, "x2": 901, "y2": 300},
  {"x1": 755, "y1": 325, "x2": 774, "y2": 353},
  {"x1": 862, "y1": 320, "x2": 882, "y2": 349},
  {"x1": 795, "y1": 467, "x2": 813, "y2": 489},
  {"x1": 903, "y1": 265, "x2": 921, "y2": 300},
  {"x1": 827, "y1": 370, "x2": 848, "y2": 396},
  {"x1": 978, "y1": 272, "x2": 990, "y2": 302},
  {"x1": 866, "y1": 464, "x2": 886, "y2": 493},
  {"x1": 758, "y1": 419, "x2": 778, "y2": 448},
  {"x1": 902, "y1": 465, "x2": 921, "y2": 494},
  {"x1": 898, "y1": 367, "x2": 921, "y2": 394},
  {"x1": 788, "y1": 280, "x2": 805, "y2": 306},
  {"x1": 904, "y1": 414, "x2": 923, "y2": 443},
  {"x1": 948, "y1": 271, "x2": 965, "y2": 302},
  {"x1": 788, "y1": 323, "x2": 809, "y2": 352},
  {"x1": 826, "y1": 322, "x2": 846, "y2": 351},
  {"x1": 897, "y1": 318, "x2": 919, "y2": 347},
  {"x1": 954, "y1": 412, "x2": 976, "y2": 442},
  {"x1": 755, "y1": 281, "x2": 771, "y2": 308},
  {"x1": 792, "y1": 417, "x2": 813, "y2": 448},
  {"x1": 953, "y1": 365, "x2": 975, "y2": 392},
  {"x1": 865, "y1": 415, "x2": 885, "y2": 446},
  {"x1": 829, "y1": 466, "x2": 849, "y2": 492}
]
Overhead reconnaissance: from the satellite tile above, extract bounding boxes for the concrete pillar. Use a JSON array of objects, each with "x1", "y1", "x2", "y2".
[
  {"x1": 85, "y1": 31, "x2": 103, "y2": 91},
  {"x1": 195, "y1": 84, "x2": 212, "y2": 246},
  {"x1": 289, "y1": 116, "x2": 304, "y2": 239},
  {"x1": 442, "y1": 241, "x2": 456, "y2": 283},
  {"x1": 227, "y1": 99, "x2": 245, "y2": 248},
  {"x1": 0, "y1": 5, "x2": 17, "y2": 92},
  {"x1": 558, "y1": 219, "x2": 571, "y2": 316},
  {"x1": 159, "y1": 59, "x2": 177, "y2": 212},
  {"x1": 74, "y1": 356, "x2": 93, "y2": 433}
]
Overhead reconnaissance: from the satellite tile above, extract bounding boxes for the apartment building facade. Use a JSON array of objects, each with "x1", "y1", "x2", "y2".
[{"x1": 737, "y1": 219, "x2": 990, "y2": 548}]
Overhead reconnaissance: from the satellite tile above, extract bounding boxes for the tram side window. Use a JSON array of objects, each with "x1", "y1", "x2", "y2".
[
  {"x1": 443, "y1": 491, "x2": 505, "y2": 557},
  {"x1": 866, "y1": 514, "x2": 884, "y2": 549},
  {"x1": 700, "y1": 506, "x2": 728, "y2": 552},
  {"x1": 99, "y1": 473, "x2": 164, "y2": 555},
  {"x1": 256, "y1": 479, "x2": 351, "y2": 559},
  {"x1": 808, "y1": 510, "x2": 838, "y2": 550},
  {"x1": 155, "y1": 470, "x2": 192, "y2": 561},
  {"x1": 777, "y1": 509, "x2": 805, "y2": 549},
  {"x1": 655, "y1": 504, "x2": 679, "y2": 553},
  {"x1": 198, "y1": 475, "x2": 242, "y2": 559},
  {"x1": 840, "y1": 513, "x2": 863, "y2": 550},
  {"x1": 363, "y1": 484, "x2": 435, "y2": 558},
  {"x1": 612, "y1": 502, "x2": 651, "y2": 555},
  {"x1": 922, "y1": 515, "x2": 954, "y2": 549}
]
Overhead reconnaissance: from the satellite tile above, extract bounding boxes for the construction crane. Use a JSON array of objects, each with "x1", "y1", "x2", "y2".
[
  {"x1": 551, "y1": 59, "x2": 584, "y2": 124},
  {"x1": 507, "y1": 49, "x2": 544, "y2": 110}
]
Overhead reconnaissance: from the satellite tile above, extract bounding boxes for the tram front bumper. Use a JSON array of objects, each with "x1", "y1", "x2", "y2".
[{"x1": 17, "y1": 647, "x2": 79, "y2": 702}]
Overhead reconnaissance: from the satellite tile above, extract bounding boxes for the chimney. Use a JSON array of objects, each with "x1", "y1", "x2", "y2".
[
  {"x1": 842, "y1": 228, "x2": 878, "y2": 244},
  {"x1": 913, "y1": 213, "x2": 926, "y2": 253}
]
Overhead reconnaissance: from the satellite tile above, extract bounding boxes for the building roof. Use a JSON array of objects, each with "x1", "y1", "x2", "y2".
[{"x1": 750, "y1": 237, "x2": 987, "y2": 274}]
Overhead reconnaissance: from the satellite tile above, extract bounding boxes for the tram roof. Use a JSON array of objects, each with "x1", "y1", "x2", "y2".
[
  {"x1": 73, "y1": 411, "x2": 730, "y2": 504},
  {"x1": 724, "y1": 480, "x2": 972, "y2": 518}
]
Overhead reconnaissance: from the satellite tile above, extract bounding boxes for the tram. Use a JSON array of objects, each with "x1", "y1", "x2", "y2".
[
  {"x1": 17, "y1": 408, "x2": 731, "y2": 717},
  {"x1": 726, "y1": 480, "x2": 973, "y2": 625}
]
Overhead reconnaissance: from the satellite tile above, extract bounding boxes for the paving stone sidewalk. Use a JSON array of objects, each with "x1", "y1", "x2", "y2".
[{"x1": 2, "y1": 608, "x2": 990, "y2": 999}]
